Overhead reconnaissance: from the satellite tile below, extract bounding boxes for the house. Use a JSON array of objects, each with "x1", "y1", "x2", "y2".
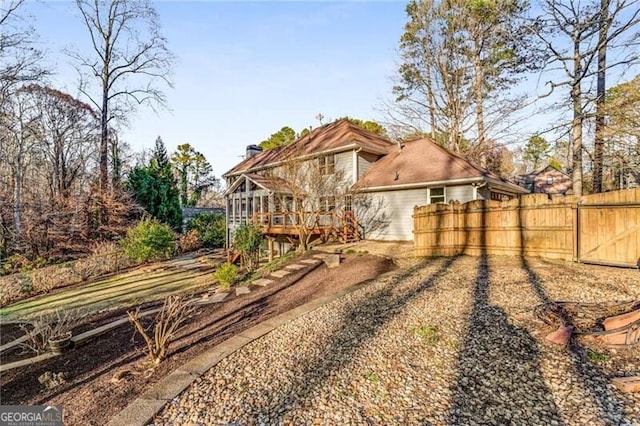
[
  {"x1": 358, "y1": 138, "x2": 528, "y2": 240},
  {"x1": 223, "y1": 119, "x2": 527, "y2": 249},
  {"x1": 517, "y1": 165, "x2": 573, "y2": 195}
]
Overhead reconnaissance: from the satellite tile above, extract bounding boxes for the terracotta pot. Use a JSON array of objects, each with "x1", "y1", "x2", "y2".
[{"x1": 48, "y1": 332, "x2": 73, "y2": 354}]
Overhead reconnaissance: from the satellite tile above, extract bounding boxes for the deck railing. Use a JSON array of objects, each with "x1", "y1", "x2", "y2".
[{"x1": 250, "y1": 210, "x2": 359, "y2": 242}]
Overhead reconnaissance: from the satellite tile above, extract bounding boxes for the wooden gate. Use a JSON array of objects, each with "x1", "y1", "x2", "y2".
[{"x1": 577, "y1": 190, "x2": 640, "y2": 268}]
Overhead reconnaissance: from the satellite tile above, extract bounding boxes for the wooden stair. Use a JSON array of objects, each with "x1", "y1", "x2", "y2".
[{"x1": 340, "y1": 212, "x2": 360, "y2": 243}]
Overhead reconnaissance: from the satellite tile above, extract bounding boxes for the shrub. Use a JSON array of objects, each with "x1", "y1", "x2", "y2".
[
  {"x1": 0, "y1": 275, "x2": 25, "y2": 306},
  {"x1": 1, "y1": 254, "x2": 47, "y2": 275},
  {"x1": 178, "y1": 230, "x2": 202, "y2": 253},
  {"x1": 32, "y1": 265, "x2": 76, "y2": 293},
  {"x1": 187, "y1": 212, "x2": 225, "y2": 248},
  {"x1": 20, "y1": 309, "x2": 84, "y2": 354},
  {"x1": 128, "y1": 295, "x2": 199, "y2": 366},
  {"x1": 214, "y1": 262, "x2": 238, "y2": 288},
  {"x1": 90, "y1": 241, "x2": 129, "y2": 272},
  {"x1": 38, "y1": 371, "x2": 67, "y2": 391},
  {"x1": 121, "y1": 218, "x2": 176, "y2": 263},
  {"x1": 233, "y1": 224, "x2": 264, "y2": 272}
]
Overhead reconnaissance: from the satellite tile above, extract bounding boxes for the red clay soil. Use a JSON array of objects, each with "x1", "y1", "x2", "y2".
[{"x1": 0, "y1": 253, "x2": 396, "y2": 425}]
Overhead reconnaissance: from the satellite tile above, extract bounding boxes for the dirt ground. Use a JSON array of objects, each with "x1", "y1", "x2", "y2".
[{"x1": 0, "y1": 252, "x2": 396, "y2": 425}]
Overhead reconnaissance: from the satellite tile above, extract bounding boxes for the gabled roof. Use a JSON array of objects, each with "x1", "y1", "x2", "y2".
[
  {"x1": 224, "y1": 119, "x2": 394, "y2": 177},
  {"x1": 358, "y1": 138, "x2": 526, "y2": 193},
  {"x1": 520, "y1": 164, "x2": 569, "y2": 179},
  {"x1": 224, "y1": 173, "x2": 289, "y2": 196}
]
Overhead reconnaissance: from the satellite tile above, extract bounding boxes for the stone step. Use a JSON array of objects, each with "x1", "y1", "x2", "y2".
[
  {"x1": 271, "y1": 270, "x2": 291, "y2": 278},
  {"x1": 285, "y1": 264, "x2": 305, "y2": 271},
  {"x1": 252, "y1": 278, "x2": 274, "y2": 287},
  {"x1": 235, "y1": 287, "x2": 250, "y2": 296},
  {"x1": 300, "y1": 259, "x2": 320, "y2": 265},
  {"x1": 201, "y1": 292, "x2": 229, "y2": 303}
]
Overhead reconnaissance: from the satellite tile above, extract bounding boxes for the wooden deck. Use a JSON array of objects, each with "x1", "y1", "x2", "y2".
[{"x1": 251, "y1": 211, "x2": 359, "y2": 242}]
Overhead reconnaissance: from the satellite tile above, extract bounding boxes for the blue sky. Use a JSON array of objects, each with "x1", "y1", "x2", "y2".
[
  {"x1": 27, "y1": 1, "x2": 407, "y2": 177},
  {"x1": 21, "y1": 0, "x2": 640, "y2": 179}
]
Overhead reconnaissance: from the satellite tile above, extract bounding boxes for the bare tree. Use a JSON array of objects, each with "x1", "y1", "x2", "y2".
[
  {"x1": 592, "y1": 0, "x2": 610, "y2": 193},
  {"x1": 391, "y1": 0, "x2": 535, "y2": 161},
  {"x1": 268, "y1": 152, "x2": 351, "y2": 251},
  {"x1": 69, "y1": 0, "x2": 174, "y2": 194},
  {"x1": 26, "y1": 85, "x2": 99, "y2": 200},
  {"x1": 0, "y1": 87, "x2": 39, "y2": 244},
  {"x1": 603, "y1": 76, "x2": 640, "y2": 187},
  {"x1": 534, "y1": 0, "x2": 640, "y2": 195},
  {"x1": 0, "y1": 0, "x2": 46, "y2": 107}
]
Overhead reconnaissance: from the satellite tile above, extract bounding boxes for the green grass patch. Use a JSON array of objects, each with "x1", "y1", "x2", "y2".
[
  {"x1": 366, "y1": 372, "x2": 380, "y2": 384},
  {"x1": 587, "y1": 348, "x2": 610, "y2": 364},
  {"x1": 413, "y1": 325, "x2": 439, "y2": 343}
]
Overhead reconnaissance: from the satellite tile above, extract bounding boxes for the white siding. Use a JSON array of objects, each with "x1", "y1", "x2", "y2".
[
  {"x1": 335, "y1": 151, "x2": 353, "y2": 183},
  {"x1": 365, "y1": 189, "x2": 427, "y2": 241},
  {"x1": 358, "y1": 152, "x2": 378, "y2": 180},
  {"x1": 364, "y1": 184, "x2": 476, "y2": 241},
  {"x1": 446, "y1": 185, "x2": 475, "y2": 203}
]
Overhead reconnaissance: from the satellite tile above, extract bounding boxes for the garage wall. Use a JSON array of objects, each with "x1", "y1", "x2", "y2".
[
  {"x1": 446, "y1": 185, "x2": 474, "y2": 203},
  {"x1": 364, "y1": 184, "x2": 477, "y2": 241},
  {"x1": 365, "y1": 189, "x2": 427, "y2": 241}
]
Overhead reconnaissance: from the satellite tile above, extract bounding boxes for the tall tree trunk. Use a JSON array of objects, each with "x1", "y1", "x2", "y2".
[
  {"x1": 571, "y1": 38, "x2": 584, "y2": 197},
  {"x1": 592, "y1": 0, "x2": 609, "y2": 193},
  {"x1": 100, "y1": 83, "x2": 109, "y2": 193},
  {"x1": 425, "y1": 65, "x2": 437, "y2": 140},
  {"x1": 13, "y1": 166, "x2": 22, "y2": 243},
  {"x1": 180, "y1": 167, "x2": 188, "y2": 206},
  {"x1": 474, "y1": 42, "x2": 487, "y2": 166}
]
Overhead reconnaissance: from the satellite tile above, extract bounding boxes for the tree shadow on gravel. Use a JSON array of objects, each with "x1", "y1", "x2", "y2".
[
  {"x1": 515, "y1": 195, "x2": 629, "y2": 423},
  {"x1": 520, "y1": 256, "x2": 630, "y2": 423},
  {"x1": 246, "y1": 256, "x2": 457, "y2": 423},
  {"x1": 448, "y1": 254, "x2": 564, "y2": 425}
]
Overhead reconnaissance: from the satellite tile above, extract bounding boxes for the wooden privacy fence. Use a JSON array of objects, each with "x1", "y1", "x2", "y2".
[{"x1": 413, "y1": 188, "x2": 640, "y2": 268}]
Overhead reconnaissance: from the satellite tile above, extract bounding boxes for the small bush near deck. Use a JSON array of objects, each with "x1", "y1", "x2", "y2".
[
  {"x1": 233, "y1": 224, "x2": 264, "y2": 272},
  {"x1": 121, "y1": 218, "x2": 176, "y2": 263},
  {"x1": 214, "y1": 262, "x2": 239, "y2": 288}
]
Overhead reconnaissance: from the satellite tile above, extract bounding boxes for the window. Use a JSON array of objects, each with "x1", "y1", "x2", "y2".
[
  {"x1": 344, "y1": 195, "x2": 353, "y2": 212},
  {"x1": 327, "y1": 196, "x2": 336, "y2": 211},
  {"x1": 429, "y1": 187, "x2": 445, "y2": 204},
  {"x1": 546, "y1": 177, "x2": 554, "y2": 185},
  {"x1": 318, "y1": 154, "x2": 335, "y2": 175},
  {"x1": 490, "y1": 191, "x2": 514, "y2": 201}
]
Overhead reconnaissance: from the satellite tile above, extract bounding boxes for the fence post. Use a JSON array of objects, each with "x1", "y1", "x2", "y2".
[{"x1": 572, "y1": 203, "x2": 579, "y2": 262}]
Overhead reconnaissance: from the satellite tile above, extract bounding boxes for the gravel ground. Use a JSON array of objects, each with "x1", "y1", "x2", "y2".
[{"x1": 152, "y1": 255, "x2": 640, "y2": 426}]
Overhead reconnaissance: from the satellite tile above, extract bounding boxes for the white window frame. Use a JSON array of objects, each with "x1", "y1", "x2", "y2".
[
  {"x1": 428, "y1": 187, "x2": 446, "y2": 204},
  {"x1": 318, "y1": 154, "x2": 336, "y2": 175}
]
